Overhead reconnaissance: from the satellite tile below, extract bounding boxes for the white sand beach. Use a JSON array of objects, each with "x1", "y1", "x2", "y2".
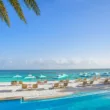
[{"x1": 0, "y1": 78, "x2": 110, "y2": 101}]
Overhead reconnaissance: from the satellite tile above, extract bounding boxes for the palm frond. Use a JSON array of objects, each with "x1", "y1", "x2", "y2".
[
  {"x1": 0, "y1": 0, "x2": 40, "y2": 26},
  {"x1": 8, "y1": 0, "x2": 26, "y2": 23},
  {"x1": 24, "y1": 0, "x2": 40, "y2": 15},
  {"x1": 0, "y1": 11, "x2": 3, "y2": 20},
  {"x1": 0, "y1": 0, "x2": 10, "y2": 26}
]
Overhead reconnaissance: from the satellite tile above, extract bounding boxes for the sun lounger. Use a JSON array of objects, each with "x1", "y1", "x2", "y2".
[
  {"x1": 104, "y1": 79, "x2": 109, "y2": 84},
  {"x1": 44, "y1": 80, "x2": 47, "y2": 83},
  {"x1": 89, "y1": 80, "x2": 94, "y2": 85},
  {"x1": 65, "y1": 80, "x2": 69, "y2": 83},
  {"x1": 19, "y1": 81, "x2": 22, "y2": 84},
  {"x1": 75, "y1": 78, "x2": 82, "y2": 82},
  {"x1": 60, "y1": 82, "x2": 68, "y2": 88},
  {"x1": 87, "y1": 80, "x2": 94, "y2": 86},
  {"x1": 82, "y1": 80, "x2": 88, "y2": 87},
  {"x1": 37, "y1": 81, "x2": 44, "y2": 84},
  {"x1": 49, "y1": 83, "x2": 59, "y2": 89},
  {"x1": 22, "y1": 84, "x2": 28, "y2": 90},
  {"x1": 32, "y1": 84, "x2": 38, "y2": 89},
  {"x1": 11, "y1": 81, "x2": 17, "y2": 86},
  {"x1": 82, "y1": 78, "x2": 94, "y2": 86},
  {"x1": 60, "y1": 80, "x2": 64, "y2": 83},
  {"x1": 64, "y1": 82, "x2": 68, "y2": 87},
  {"x1": 53, "y1": 83, "x2": 59, "y2": 88},
  {"x1": 92, "y1": 76, "x2": 100, "y2": 81},
  {"x1": 77, "y1": 78, "x2": 93, "y2": 87}
]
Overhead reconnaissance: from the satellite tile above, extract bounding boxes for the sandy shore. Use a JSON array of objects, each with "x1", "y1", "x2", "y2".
[{"x1": 0, "y1": 78, "x2": 109, "y2": 101}]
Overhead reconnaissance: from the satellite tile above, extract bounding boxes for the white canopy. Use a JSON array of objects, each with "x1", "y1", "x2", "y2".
[
  {"x1": 25, "y1": 74, "x2": 36, "y2": 79},
  {"x1": 13, "y1": 74, "x2": 22, "y2": 78},
  {"x1": 39, "y1": 74, "x2": 46, "y2": 79},
  {"x1": 95, "y1": 72, "x2": 100, "y2": 76},
  {"x1": 57, "y1": 74, "x2": 68, "y2": 79}
]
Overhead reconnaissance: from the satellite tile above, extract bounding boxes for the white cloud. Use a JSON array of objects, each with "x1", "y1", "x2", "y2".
[
  {"x1": 23, "y1": 58, "x2": 110, "y2": 69},
  {"x1": 0, "y1": 57, "x2": 110, "y2": 69}
]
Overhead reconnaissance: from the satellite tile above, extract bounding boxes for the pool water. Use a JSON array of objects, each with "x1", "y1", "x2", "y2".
[{"x1": 1, "y1": 91, "x2": 110, "y2": 110}]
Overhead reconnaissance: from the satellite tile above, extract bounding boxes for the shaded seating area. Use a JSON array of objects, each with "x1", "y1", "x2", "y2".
[
  {"x1": 60, "y1": 82, "x2": 69, "y2": 88},
  {"x1": 103, "y1": 78, "x2": 110, "y2": 84},
  {"x1": 77, "y1": 78, "x2": 94, "y2": 87},
  {"x1": 37, "y1": 80, "x2": 48, "y2": 85},
  {"x1": 77, "y1": 77, "x2": 110, "y2": 87},
  {"x1": 75, "y1": 78, "x2": 83, "y2": 83},
  {"x1": 32, "y1": 84, "x2": 38, "y2": 89},
  {"x1": 22, "y1": 83, "x2": 38, "y2": 90},
  {"x1": 50, "y1": 80, "x2": 69, "y2": 89},
  {"x1": 49, "y1": 83, "x2": 60, "y2": 89},
  {"x1": 59, "y1": 80, "x2": 69, "y2": 83},
  {"x1": 22, "y1": 84, "x2": 28, "y2": 90},
  {"x1": 52, "y1": 83, "x2": 59, "y2": 89},
  {"x1": 19, "y1": 81, "x2": 23, "y2": 85},
  {"x1": 89, "y1": 80, "x2": 94, "y2": 85},
  {"x1": 11, "y1": 81, "x2": 23, "y2": 86},
  {"x1": 37, "y1": 81, "x2": 44, "y2": 85},
  {"x1": 44, "y1": 80, "x2": 48, "y2": 83},
  {"x1": 11, "y1": 81, "x2": 17, "y2": 86},
  {"x1": 82, "y1": 80, "x2": 88, "y2": 87}
]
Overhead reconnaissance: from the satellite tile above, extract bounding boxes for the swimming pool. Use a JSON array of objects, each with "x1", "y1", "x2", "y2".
[{"x1": 1, "y1": 91, "x2": 110, "y2": 110}]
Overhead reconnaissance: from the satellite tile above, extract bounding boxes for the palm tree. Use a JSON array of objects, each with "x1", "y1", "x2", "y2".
[{"x1": 0, "y1": 0, "x2": 40, "y2": 26}]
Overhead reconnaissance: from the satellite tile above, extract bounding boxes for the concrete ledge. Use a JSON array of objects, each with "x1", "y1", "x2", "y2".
[
  {"x1": 23, "y1": 94, "x2": 71, "y2": 101},
  {"x1": 0, "y1": 96, "x2": 22, "y2": 101}
]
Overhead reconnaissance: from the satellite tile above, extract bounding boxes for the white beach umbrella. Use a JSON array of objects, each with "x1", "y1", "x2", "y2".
[
  {"x1": 79, "y1": 73, "x2": 83, "y2": 76},
  {"x1": 58, "y1": 74, "x2": 68, "y2": 80},
  {"x1": 63, "y1": 74, "x2": 68, "y2": 77},
  {"x1": 79, "y1": 73, "x2": 90, "y2": 77},
  {"x1": 13, "y1": 75, "x2": 22, "y2": 78},
  {"x1": 13, "y1": 74, "x2": 22, "y2": 81},
  {"x1": 39, "y1": 74, "x2": 46, "y2": 79},
  {"x1": 95, "y1": 72, "x2": 100, "y2": 76},
  {"x1": 25, "y1": 74, "x2": 36, "y2": 79},
  {"x1": 25, "y1": 74, "x2": 36, "y2": 83},
  {"x1": 38, "y1": 74, "x2": 47, "y2": 82}
]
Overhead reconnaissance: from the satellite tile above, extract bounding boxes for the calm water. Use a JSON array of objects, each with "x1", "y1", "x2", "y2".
[
  {"x1": 0, "y1": 69, "x2": 110, "y2": 82},
  {"x1": 1, "y1": 91, "x2": 110, "y2": 110}
]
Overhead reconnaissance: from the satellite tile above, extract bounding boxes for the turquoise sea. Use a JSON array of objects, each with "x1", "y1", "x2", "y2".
[{"x1": 0, "y1": 69, "x2": 110, "y2": 82}]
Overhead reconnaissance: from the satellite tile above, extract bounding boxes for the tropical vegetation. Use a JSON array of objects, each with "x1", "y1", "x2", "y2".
[{"x1": 0, "y1": 0, "x2": 40, "y2": 26}]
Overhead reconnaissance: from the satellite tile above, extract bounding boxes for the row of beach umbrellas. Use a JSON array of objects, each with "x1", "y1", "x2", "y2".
[
  {"x1": 13, "y1": 73, "x2": 69, "y2": 81},
  {"x1": 13, "y1": 72, "x2": 110, "y2": 80},
  {"x1": 13, "y1": 74, "x2": 47, "y2": 81},
  {"x1": 12, "y1": 72, "x2": 110, "y2": 82},
  {"x1": 79, "y1": 72, "x2": 110, "y2": 77}
]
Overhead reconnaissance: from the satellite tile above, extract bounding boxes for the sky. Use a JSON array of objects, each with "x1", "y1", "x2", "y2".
[{"x1": 1, "y1": 0, "x2": 110, "y2": 69}]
